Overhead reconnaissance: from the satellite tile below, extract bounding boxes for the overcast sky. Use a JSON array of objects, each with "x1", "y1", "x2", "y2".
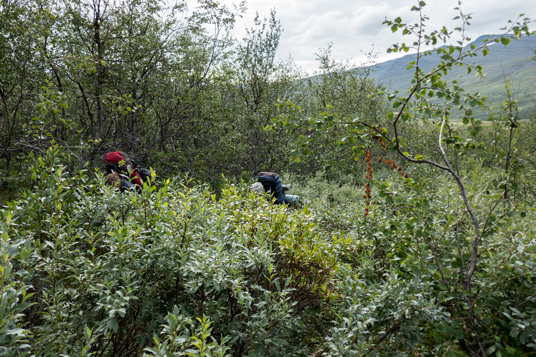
[{"x1": 205, "y1": 0, "x2": 535, "y2": 74}]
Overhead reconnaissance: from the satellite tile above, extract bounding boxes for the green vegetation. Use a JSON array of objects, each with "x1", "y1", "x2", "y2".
[
  {"x1": 370, "y1": 35, "x2": 536, "y2": 121},
  {"x1": 1, "y1": 0, "x2": 536, "y2": 355}
]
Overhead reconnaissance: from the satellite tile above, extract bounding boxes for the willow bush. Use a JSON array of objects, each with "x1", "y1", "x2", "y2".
[
  {"x1": 1, "y1": 146, "x2": 350, "y2": 356},
  {"x1": 1, "y1": 139, "x2": 536, "y2": 356}
]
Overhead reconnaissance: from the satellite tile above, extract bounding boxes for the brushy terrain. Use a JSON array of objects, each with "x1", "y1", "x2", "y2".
[
  {"x1": 2, "y1": 1, "x2": 536, "y2": 355},
  {"x1": 1, "y1": 145, "x2": 535, "y2": 356}
]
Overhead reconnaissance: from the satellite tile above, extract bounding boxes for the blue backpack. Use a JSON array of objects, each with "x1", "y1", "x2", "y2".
[{"x1": 257, "y1": 172, "x2": 286, "y2": 204}]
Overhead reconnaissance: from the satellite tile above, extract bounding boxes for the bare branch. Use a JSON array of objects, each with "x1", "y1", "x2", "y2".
[{"x1": 438, "y1": 111, "x2": 480, "y2": 288}]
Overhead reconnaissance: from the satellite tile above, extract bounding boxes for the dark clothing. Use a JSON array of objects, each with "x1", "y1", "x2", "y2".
[
  {"x1": 257, "y1": 172, "x2": 286, "y2": 204},
  {"x1": 118, "y1": 174, "x2": 135, "y2": 193}
]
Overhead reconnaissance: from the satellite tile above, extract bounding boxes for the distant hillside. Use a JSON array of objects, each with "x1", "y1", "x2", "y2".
[{"x1": 368, "y1": 35, "x2": 536, "y2": 119}]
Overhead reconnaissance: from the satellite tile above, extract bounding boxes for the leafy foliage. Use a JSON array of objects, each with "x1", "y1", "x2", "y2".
[
  {"x1": 1, "y1": 1, "x2": 536, "y2": 356},
  {"x1": 0, "y1": 146, "x2": 349, "y2": 355},
  {"x1": 2, "y1": 141, "x2": 535, "y2": 355}
]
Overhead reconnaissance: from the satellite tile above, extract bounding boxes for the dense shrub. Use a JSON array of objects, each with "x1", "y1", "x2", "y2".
[
  {"x1": 317, "y1": 165, "x2": 536, "y2": 355},
  {"x1": 1, "y1": 146, "x2": 536, "y2": 356},
  {"x1": 1, "y1": 146, "x2": 346, "y2": 356}
]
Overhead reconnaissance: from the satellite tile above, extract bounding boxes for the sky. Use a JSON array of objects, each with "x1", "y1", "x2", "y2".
[{"x1": 202, "y1": 0, "x2": 535, "y2": 74}]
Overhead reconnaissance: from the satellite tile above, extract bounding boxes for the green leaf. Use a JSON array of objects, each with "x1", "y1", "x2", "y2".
[
  {"x1": 524, "y1": 246, "x2": 536, "y2": 253},
  {"x1": 85, "y1": 325, "x2": 92, "y2": 340},
  {"x1": 486, "y1": 345, "x2": 497, "y2": 354},
  {"x1": 5, "y1": 328, "x2": 26, "y2": 337},
  {"x1": 108, "y1": 319, "x2": 119, "y2": 333},
  {"x1": 500, "y1": 37, "x2": 511, "y2": 46}
]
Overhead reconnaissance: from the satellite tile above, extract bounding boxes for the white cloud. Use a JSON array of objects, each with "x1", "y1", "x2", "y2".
[{"x1": 193, "y1": 0, "x2": 536, "y2": 73}]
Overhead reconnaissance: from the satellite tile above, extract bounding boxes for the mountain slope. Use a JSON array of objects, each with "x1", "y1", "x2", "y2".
[{"x1": 368, "y1": 35, "x2": 536, "y2": 119}]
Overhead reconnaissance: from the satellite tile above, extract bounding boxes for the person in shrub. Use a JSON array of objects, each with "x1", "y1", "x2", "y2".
[
  {"x1": 254, "y1": 172, "x2": 300, "y2": 206},
  {"x1": 103, "y1": 151, "x2": 143, "y2": 193},
  {"x1": 255, "y1": 172, "x2": 286, "y2": 204}
]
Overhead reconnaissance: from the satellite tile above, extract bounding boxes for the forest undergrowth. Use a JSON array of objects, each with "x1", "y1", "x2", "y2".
[
  {"x1": 1, "y1": 142, "x2": 535, "y2": 356},
  {"x1": 2, "y1": 0, "x2": 536, "y2": 355}
]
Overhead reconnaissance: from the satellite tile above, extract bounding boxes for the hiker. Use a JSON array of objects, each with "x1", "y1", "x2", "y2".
[
  {"x1": 256, "y1": 172, "x2": 286, "y2": 204},
  {"x1": 103, "y1": 151, "x2": 143, "y2": 193},
  {"x1": 254, "y1": 172, "x2": 289, "y2": 205},
  {"x1": 253, "y1": 172, "x2": 300, "y2": 207}
]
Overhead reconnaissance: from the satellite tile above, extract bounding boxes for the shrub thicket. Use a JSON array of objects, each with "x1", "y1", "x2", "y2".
[{"x1": 1, "y1": 143, "x2": 535, "y2": 356}]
